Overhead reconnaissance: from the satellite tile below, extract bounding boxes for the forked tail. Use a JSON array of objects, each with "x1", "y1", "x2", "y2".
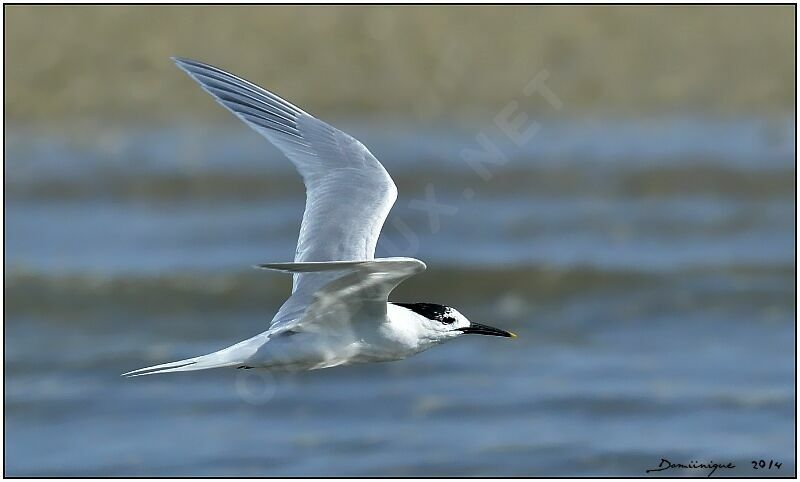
[
  {"x1": 122, "y1": 355, "x2": 232, "y2": 377},
  {"x1": 122, "y1": 337, "x2": 264, "y2": 377}
]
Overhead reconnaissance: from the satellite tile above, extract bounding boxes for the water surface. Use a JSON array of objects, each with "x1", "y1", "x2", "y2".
[{"x1": 5, "y1": 117, "x2": 795, "y2": 476}]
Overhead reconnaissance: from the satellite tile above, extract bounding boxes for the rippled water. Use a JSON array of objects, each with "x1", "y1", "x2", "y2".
[{"x1": 5, "y1": 117, "x2": 795, "y2": 476}]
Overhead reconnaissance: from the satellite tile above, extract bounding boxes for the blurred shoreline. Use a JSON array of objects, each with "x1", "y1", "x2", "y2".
[{"x1": 6, "y1": 5, "x2": 795, "y2": 123}]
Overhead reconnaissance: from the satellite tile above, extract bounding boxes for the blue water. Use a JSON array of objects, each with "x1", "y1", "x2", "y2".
[{"x1": 4, "y1": 117, "x2": 795, "y2": 476}]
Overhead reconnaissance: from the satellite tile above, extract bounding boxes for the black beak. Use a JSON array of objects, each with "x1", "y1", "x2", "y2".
[{"x1": 458, "y1": 323, "x2": 517, "y2": 338}]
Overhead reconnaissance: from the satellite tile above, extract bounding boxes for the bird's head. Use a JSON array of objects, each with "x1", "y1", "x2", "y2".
[{"x1": 392, "y1": 302, "x2": 516, "y2": 343}]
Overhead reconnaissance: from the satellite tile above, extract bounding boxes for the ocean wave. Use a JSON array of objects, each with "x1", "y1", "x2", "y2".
[
  {"x1": 6, "y1": 164, "x2": 794, "y2": 202},
  {"x1": 7, "y1": 118, "x2": 795, "y2": 202},
  {"x1": 6, "y1": 264, "x2": 792, "y2": 317}
]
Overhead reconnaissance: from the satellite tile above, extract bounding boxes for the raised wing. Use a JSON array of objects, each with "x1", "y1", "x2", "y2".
[
  {"x1": 258, "y1": 258, "x2": 426, "y2": 333},
  {"x1": 173, "y1": 58, "x2": 398, "y2": 312}
]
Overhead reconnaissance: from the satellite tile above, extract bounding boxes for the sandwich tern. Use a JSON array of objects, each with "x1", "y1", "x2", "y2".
[{"x1": 123, "y1": 58, "x2": 515, "y2": 377}]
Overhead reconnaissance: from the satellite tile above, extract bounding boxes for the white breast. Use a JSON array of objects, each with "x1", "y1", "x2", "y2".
[{"x1": 241, "y1": 305, "x2": 433, "y2": 369}]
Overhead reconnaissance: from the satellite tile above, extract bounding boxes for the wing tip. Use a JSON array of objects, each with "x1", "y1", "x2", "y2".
[
  {"x1": 169, "y1": 56, "x2": 310, "y2": 124},
  {"x1": 170, "y1": 56, "x2": 190, "y2": 68},
  {"x1": 171, "y1": 56, "x2": 199, "y2": 78},
  {"x1": 171, "y1": 56, "x2": 197, "y2": 66}
]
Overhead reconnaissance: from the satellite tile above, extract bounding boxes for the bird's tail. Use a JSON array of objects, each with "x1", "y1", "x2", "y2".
[
  {"x1": 122, "y1": 337, "x2": 263, "y2": 377},
  {"x1": 122, "y1": 355, "x2": 228, "y2": 377}
]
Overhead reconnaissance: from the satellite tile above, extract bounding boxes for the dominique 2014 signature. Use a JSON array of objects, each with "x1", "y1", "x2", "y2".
[
  {"x1": 645, "y1": 458, "x2": 783, "y2": 477},
  {"x1": 646, "y1": 459, "x2": 735, "y2": 477}
]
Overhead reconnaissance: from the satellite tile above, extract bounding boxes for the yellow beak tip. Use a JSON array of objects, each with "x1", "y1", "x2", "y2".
[{"x1": 509, "y1": 332, "x2": 518, "y2": 338}]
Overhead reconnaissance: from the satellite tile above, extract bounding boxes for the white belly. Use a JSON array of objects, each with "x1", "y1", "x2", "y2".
[
  {"x1": 242, "y1": 329, "x2": 415, "y2": 371},
  {"x1": 240, "y1": 304, "x2": 437, "y2": 371}
]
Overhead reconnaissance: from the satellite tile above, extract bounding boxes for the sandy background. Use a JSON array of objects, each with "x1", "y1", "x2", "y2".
[{"x1": 6, "y1": 5, "x2": 795, "y2": 125}]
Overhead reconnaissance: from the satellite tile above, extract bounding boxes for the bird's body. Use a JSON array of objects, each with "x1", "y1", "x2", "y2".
[
  {"x1": 230, "y1": 303, "x2": 450, "y2": 372},
  {"x1": 123, "y1": 58, "x2": 514, "y2": 378}
]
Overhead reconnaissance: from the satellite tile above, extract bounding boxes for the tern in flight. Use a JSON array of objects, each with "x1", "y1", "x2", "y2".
[{"x1": 123, "y1": 58, "x2": 515, "y2": 377}]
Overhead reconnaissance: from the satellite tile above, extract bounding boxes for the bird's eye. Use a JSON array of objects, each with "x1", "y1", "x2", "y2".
[{"x1": 440, "y1": 316, "x2": 456, "y2": 325}]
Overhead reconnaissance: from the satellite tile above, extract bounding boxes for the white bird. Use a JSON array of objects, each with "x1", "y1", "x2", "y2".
[{"x1": 123, "y1": 58, "x2": 515, "y2": 377}]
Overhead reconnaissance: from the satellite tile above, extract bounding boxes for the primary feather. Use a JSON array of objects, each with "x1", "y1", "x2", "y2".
[{"x1": 173, "y1": 57, "x2": 398, "y2": 329}]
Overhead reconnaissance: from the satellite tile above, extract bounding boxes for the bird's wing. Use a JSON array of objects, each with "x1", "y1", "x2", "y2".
[
  {"x1": 258, "y1": 257, "x2": 426, "y2": 333},
  {"x1": 173, "y1": 58, "x2": 399, "y2": 324}
]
